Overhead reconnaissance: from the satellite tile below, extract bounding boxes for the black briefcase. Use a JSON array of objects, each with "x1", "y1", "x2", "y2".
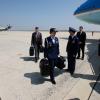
[
  {"x1": 29, "y1": 46, "x2": 34, "y2": 56},
  {"x1": 39, "y1": 58, "x2": 50, "y2": 76},
  {"x1": 56, "y1": 56, "x2": 66, "y2": 69}
]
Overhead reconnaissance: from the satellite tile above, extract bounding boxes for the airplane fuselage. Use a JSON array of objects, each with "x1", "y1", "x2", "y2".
[{"x1": 74, "y1": 0, "x2": 100, "y2": 25}]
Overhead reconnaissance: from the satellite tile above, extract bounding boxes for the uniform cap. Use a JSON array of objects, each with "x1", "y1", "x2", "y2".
[
  {"x1": 50, "y1": 28, "x2": 58, "y2": 33},
  {"x1": 69, "y1": 27, "x2": 77, "y2": 33}
]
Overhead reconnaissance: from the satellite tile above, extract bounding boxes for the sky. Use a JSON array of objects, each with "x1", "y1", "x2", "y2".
[{"x1": 0, "y1": 0, "x2": 100, "y2": 31}]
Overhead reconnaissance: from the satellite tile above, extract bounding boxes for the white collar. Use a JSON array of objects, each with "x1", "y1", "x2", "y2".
[
  {"x1": 80, "y1": 31, "x2": 83, "y2": 34},
  {"x1": 51, "y1": 36, "x2": 55, "y2": 39},
  {"x1": 70, "y1": 35, "x2": 75, "y2": 39}
]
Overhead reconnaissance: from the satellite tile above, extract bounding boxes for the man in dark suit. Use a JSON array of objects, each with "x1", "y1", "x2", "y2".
[
  {"x1": 31, "y1": 27, "x2": 42, "y2": 62},
  {"x1": 66, "y1": 27, "x2": 79, "y2": 75},
  {"x1": 44, "y1": 28, "x2": 59, "y2": 84},
  {"x1": 76, "y1": 26, "x2": 86, "y2": 60}
]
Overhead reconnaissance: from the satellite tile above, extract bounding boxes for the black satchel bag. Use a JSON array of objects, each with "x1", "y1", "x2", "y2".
[
  {"x1": 39, "y1": 58, "x2": 50, "y2": 76},
  {"x1": 29, "y1": 46, "x2": 34, "y2": 56},
  {"x1": 56, "y1": 56, "x2": 66, "y2": 69}
]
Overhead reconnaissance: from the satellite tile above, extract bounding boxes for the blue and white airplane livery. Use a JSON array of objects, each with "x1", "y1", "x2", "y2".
[{"x1": 74, "y1": 0, "x2": 100, "y2": 25}]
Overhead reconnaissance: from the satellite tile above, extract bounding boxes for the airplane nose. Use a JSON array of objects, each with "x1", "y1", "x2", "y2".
[{"x1": 74, "y1": 0, "x2": 99, "y2": 15}]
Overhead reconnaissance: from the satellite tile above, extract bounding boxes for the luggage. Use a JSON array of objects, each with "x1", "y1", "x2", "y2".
[
  {"x1": 40, "y1": 46, "x2": 44, "y2": 53},
  {"x1": 39, "y1": 58, "x2": 50, "y2": 76},
  {"x1": 56, "y1": 56, "x2": 66, "y2": 69},
  {"x1": 29, "y1": 46, "x2": 34, "y2": 56}
]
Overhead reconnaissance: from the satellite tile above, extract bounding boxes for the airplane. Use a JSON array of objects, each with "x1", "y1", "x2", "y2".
[
  {"x1": 74, "y1": 0, "x2": 100, "y2": 25},
  {"x1": 0, "y1": 25, "x2": 12, "y2": 31}
]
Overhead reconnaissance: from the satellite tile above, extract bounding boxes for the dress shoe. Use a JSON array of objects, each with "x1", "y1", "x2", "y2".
[
  {"x1": 65, "y1": 69, "x2": 70, "y2": 72},
  {"x1": 70, "y1": 72, "x2": 74, "y2": 76},
  {"x1": 35, "y1": 58, "x2": 38, "y2": 63},
  {"x1": 51, "y1": 80, "x2": 56, "y2": 85},
  {"x1": 81, "y1": 57, "x2": 84, "y2": 60},
  {"x1": 76, "y1": 56, "x2": 80, "y2": 59}
]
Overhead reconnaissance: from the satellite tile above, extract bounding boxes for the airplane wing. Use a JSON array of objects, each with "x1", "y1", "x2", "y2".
[{"x1": 0, "y1": 26, "x2": 5, "y2": 30}]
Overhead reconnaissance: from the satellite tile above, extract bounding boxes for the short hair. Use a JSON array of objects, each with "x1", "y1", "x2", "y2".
[
  {"x1": 50, "y1": 28, "x2": 58, "y2": 33},
  {"x1": 35, "y1": 27, "x2": 39, "y2": 29},
  {"x1": 79, "y1": 26, "x2": 83, "y2": 29}
]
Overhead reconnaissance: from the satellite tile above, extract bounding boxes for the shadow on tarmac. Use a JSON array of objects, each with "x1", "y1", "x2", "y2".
[
  {"x1": 20, "y1": 57, "x2": 36, "y2": 61},
  {"x1": 72, "y1": 73, "x2": 99, "y2": 81},
  {"x1": 24, "y1": 72, "x2": 50, "y2": 85},
  {"x1": 68, "y1": 98, "x2": 80, "y2": 100},
  {"x1": 86, "y1": 39, "x2": 100, "y2": 75},
  {"x1": 24, "y1": 68, "x2": 65, "y2": 85},
  {"x1": 90, "y1": 82, "x2": 100, "y2": 94}
]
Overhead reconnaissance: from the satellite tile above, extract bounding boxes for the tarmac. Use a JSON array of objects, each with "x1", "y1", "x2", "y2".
[{"x1": 0, "y1": 31, "x2": 100, "y2": 100}]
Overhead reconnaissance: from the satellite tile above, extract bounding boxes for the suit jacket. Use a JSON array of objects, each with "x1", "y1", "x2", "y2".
[
  {"x1": 66, "y1": 35, "x2": 79, "y2": 57},
  {"x1": 76, "y1": 31, "x2": 86, "y2": 45},
  {"x1": 44, "y1": 36, "x2": 59, "y2": 59},
  {"x1": 31, "y1": 32, "x2": 42, "y2": 45}
]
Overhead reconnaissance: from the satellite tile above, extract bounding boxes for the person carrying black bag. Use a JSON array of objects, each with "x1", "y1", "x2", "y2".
[
  {"x1": 31, "y1": 27, "x2": 42, "y2": 62},
  {"x1": 44, "y1": 28, "x2": 59, "y2": 84}
]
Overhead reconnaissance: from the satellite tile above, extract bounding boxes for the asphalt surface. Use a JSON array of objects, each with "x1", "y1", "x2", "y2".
[{"x1": 0, "y1": 31, "x2": 100, "y2": 100}]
